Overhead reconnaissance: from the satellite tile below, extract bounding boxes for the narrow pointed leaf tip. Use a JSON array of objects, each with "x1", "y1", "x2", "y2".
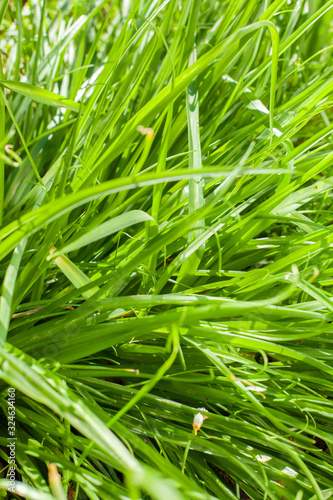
[
  {"x1": 0, "y1": 80, "x2": 82, "y2": 112},
  {"x1": 48, "y1": 210, "x2": 154, "y2": 258}
]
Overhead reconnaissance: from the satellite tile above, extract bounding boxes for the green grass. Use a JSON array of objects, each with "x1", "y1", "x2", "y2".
[{"x1": 1, "y1": 0, "x2": 333, "y2": 498}]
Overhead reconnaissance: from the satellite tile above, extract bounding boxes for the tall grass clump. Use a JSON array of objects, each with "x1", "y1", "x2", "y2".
[{"x1": 1, "y1": 0, "x2": 333, "y2": 498}]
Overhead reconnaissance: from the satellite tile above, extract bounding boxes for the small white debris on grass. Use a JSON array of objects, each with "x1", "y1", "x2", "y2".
[
  {"x1": 282, "y1": 466, "x2": 298, "y2": 477},
  {"x1": 246, "y1": 385, "x2": 267, "y2": 393},
  {"x1": 137, "y1": 125, "x2": 154, "y2": 138},
  {"x1": 256, "y1": 455, "x2": 271, "y2": 463}
]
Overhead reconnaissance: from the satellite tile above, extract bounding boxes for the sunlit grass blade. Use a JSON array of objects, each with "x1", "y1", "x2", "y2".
[{"x1": 1, "y1": 1, "x2": 333, "y2": 499}]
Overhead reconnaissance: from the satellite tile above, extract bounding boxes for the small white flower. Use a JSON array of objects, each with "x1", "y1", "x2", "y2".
[{"x1": 193, "y1": 410, "x2": 208, "y2": 435}]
